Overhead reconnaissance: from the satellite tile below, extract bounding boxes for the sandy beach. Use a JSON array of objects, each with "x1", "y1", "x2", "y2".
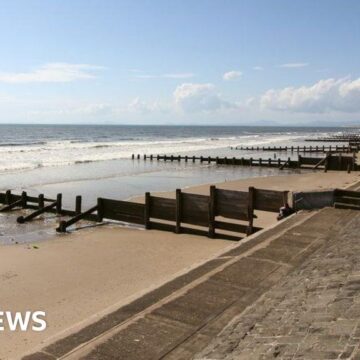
[{"x1": 1, "y1": 170, "x2": 360, "y2": 359}]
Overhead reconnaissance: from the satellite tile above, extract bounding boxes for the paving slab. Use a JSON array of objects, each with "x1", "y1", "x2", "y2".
[
  {"x1": 24, "y1": 208, "x2": 350, "y2": 360},
  {"x1": 196, "y1": 209, "x2": 360, "y2": 360}
]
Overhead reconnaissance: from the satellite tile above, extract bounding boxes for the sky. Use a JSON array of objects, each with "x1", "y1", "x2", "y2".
[{"x1": 0, "y1": 0, "x2": 359, "y2": 126}]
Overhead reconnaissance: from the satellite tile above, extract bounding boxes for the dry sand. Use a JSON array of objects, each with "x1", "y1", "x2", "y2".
[{"x1": 1, "y1": 170, "x2": 359, "y2": 359}]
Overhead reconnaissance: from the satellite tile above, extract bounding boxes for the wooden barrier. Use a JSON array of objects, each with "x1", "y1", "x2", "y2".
[
  {"x1": 333, "y1": 188, "x2": 360, "y2": 210},
  {"x1": 134, "y1": 154, "x2": 299, "y2": 169},
  {"x1": 1, "y1": 187, "x2": 289, "y2": 240},
  {"x1": 231, "y1": 145, "x2": 350, "y2": 153},
  {"x1": 143, "y1": 186, "x2": 286, "y2": 239},
  {"x1": 17, "y1": 194, "x2": 62, "y2": 223},
  {"x1": 253, "y1": 188, "x2": 289, "y2": 212},
  {"x1": 98, "y1": 198, "x2": 145, "y2": 225}
]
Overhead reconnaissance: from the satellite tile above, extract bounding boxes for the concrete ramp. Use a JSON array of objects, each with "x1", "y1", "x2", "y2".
[{"x1": 23, "y1": 207, "x2": 358, "y2": 360}]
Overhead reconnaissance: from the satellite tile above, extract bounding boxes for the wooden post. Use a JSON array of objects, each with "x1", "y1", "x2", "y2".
[
  {"x1": 200, "y1": 156, "x2": 203, "y2": 163},
  {"x1": 278, "y1": 158, "x2": 281, "y2": 167},
  {"x1": 137, "y1": 154, "x2": 140, "y2": 160},
  {"x1": 5, "y1": 190, "x2": 11, "y2": 205},
  {"x1": 144, "y1": 192, "x2": 151, "y2": 229},
  {"x1": 347, "y1": 163, "x2": 351, "y2": 174},
  {"x1": 178, "y1": 155, "x2": 181, "y2": 162},
  {"x1": 250, "y1": 157, "x2": 253, "y2": 166},
  {"x1": 97, "y1": 198, "x2": 104, "y2": 222},
  {"x1": 247, "y1": 187, "x2": 255, "y2": 235},
  {"x1": 75, "y1": 195, "x2": 82, "y2": 215},
  {"x1": 150, "y1": 154, "x2": 153, "y2": 161},
  {"x1": 144, "y1": 154, "x2": 146, "y2": 160},
  {"x1": 21, "y1": 191, "x2": 27, "y2": 208},
  {"x1": 56, "y1": 193, "x2": 62, "y2": 214},
  {"x1": 216, "y1": 157, "x2": 219, "y2": 164},
  {"x1": 132, "y1": 154, "x2": 135, "y2": 159},
  {"x1": 339, "y1": 154, "x2": 342, "y2": 170},
  {"x1": 324, "y1": 156, "x2": 329, "y2": 172},
  {"x1": 259, "y1": 158, "x2": 262, "y2": 166},
  {"x1": 208, "y1": 156, "x2": 211, "y2": 164},
  {"x1": 209, "y1": 185, "x2": 216, "y2": 238},
  {"x1": 192, "y1": 156, "x2": 195, "y2": 162},
  {"x1": 268, "y1": 158, "x2": 271, "y2": 166},
  {"x1": 38, "y1": 194, "x2": 44, "y2": 209},
  {"x1": 175, "y1": 189, "x2": 181, "y2": 234},
  {"x1": 185, "y1": 155, "x2": 188, "y2": 162},
  {"x1": 171, "y1": 155, "x2": 174, "y2": 162}
]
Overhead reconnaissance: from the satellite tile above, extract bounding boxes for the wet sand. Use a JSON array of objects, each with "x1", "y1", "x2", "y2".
[{"x1": 1, "y1": 170, "x2": 359, "y2": 359}]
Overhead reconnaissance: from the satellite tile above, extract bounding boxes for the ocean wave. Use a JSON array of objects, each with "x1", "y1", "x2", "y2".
[
  {"x1": 0, "y1": 132, "x2": 321, "y2": 173},
  {"x1": 0, "y1": 141, "x2": 47, "y2": 147}
]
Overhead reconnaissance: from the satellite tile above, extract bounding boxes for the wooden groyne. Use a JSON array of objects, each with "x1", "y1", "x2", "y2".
[
  {"x1": 2, "y1": 186, "x2": 360, "y2": 241},
  {"x1": 131, "y1": 153, "x2": 358, "y2": 171},
  {"x1": 230, "y1": 145, "x2": 351, "y2": 153},
  {"x1": 0, "y1": 187, "x2": 289, "y2": 241},
  {"x1": 304, "y1": 134, "x2": 360, "y2": 143},
  {"x1": 132, "y1": 153, "x2": 299, "y2": 168},
  {"x1": 0, "y1": 190, "x2": 97, "y2": 223}
]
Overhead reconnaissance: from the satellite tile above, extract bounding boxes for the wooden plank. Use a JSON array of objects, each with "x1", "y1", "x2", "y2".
[
  {"x1": 248, "y1": 186, "x2": 255, "y2": 234},
  {"x1": 181, "y1": 192, "x2": 209, "y2": 227},
  {"x1": 254, "y1": 188, "x2": 288, "y2": 212},
  {"x1": 17, "y1": 200, "x2": 58, "y2": 223},
  {"x1": 300, "y1": 157, "x2": 323, "y2": 165},
  {"x1": 175, "y1": 189, "x2": 182, "y2": 233},
  {"x1": 101, "y1": 198, "x2": 145, "y2": 224},
  {"x1": 334, "y1": 189, "x2": 360, "y2": 198},
  {"x1": 215, "y1": 189, "x2": 249, "y2": 220},
  {"x1": 149, "y1": 221, "x2": 175, "y2": 232},
  {"x1": 144, "y1": 192, "x2": 150, "y2": 229},
  {"x1": 57, "y1": 205, "x2": 99, "y2": 232},
  {"x1": 208, "y1": 186, "x2": 216, "y2": 238},
  {"x1": 150, "y1": 196, "x2": 176, "y2": 221}
]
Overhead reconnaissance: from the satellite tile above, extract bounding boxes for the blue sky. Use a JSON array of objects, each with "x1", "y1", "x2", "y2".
[{"x1": 0, "y1": 0, "x2": 359, "y2": 125}]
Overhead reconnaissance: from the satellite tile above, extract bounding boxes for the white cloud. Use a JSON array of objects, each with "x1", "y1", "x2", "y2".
[
  {"x1": 259, "y1": 77, "x2": 360, "y2": 113},
  {"x1": 279, "y1": 63, "x2": 309, "y2": 68},
  {"x1": 163, "y1": 73, "x2": 194, "y2": 79},
  {"x1": 174, "y1": 83, "x2": 235, "y2": 113},
  {"x1": 0, "y1": 63, "x2": 104, "y2": 83},
  {"x1": 29, "y1": 103, "x2": 112, "y2": 117},
  {"x1": 223, "y1": 71, "x2": 242, "y2": 81},
  {"x1": 134, "y1": 72, "x2": 194, "y2": 79},
  {"x1": 127, "y1": 97, "x2": 169, "y2": 114},
  {"x1": 252, "y1": 66, "x2": 264, "y2": 71}
]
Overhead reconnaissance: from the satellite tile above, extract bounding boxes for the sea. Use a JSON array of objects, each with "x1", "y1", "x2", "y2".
[{"x1": 0, "y1": 124, "x2": 354, "y2": 208}]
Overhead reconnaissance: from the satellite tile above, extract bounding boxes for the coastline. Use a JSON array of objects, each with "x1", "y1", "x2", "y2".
[{"x1": 1, "y1": 170, "x2": 360, "y2": 359}]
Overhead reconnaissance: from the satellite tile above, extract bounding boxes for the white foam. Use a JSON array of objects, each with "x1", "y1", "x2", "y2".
[{"x1": 0, "y1": 133, "x2": 312, "y2": 173}]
